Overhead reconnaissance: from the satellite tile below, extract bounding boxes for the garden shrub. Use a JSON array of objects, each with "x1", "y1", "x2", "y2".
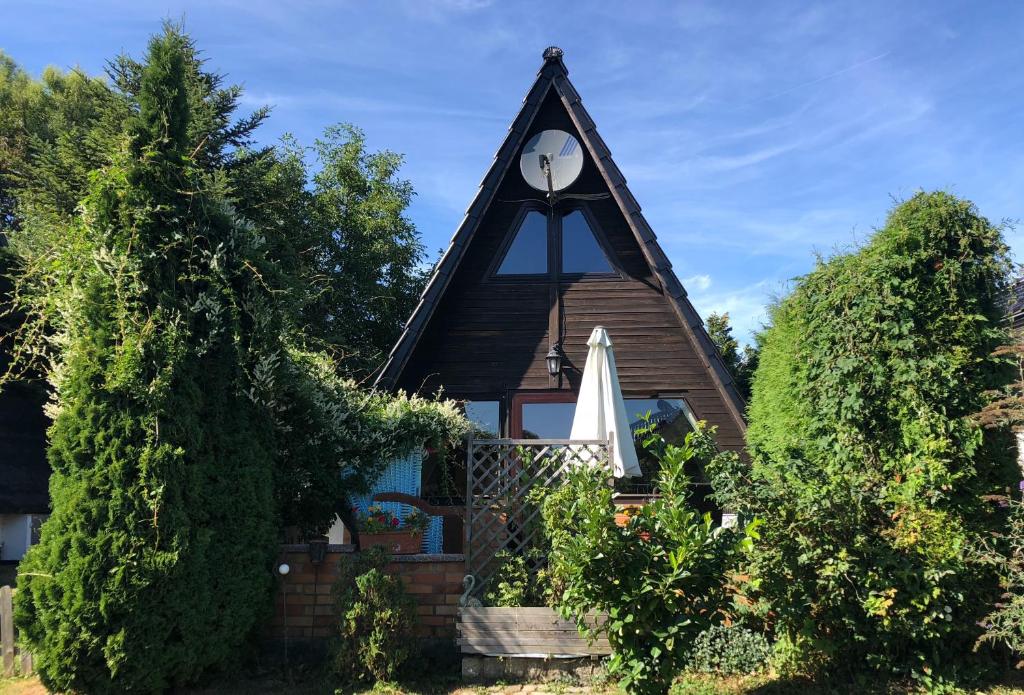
[
  {"x1": 482, "y1": 549, "x2": 550, "y2": 607},
  {"x1": 687, "y1": 625, "x2": 771, "y2": 676},
  {"x1": 331, "y1": 548, "x2": 418, "y2": 686},
  {"x1": 12, "y1": 29, "x2": 279, "y2": 694},
  {"x1": 483, "y1": 550, "x2": 531, "y2": 607},
  {"x1": 2, "y1": 23, "x2": 469, "y2": 695},
  {"x1": 273, "y1": 350, "x2": 468, "y2": 537},
  {"x1": 542, "y1": 423, "x2": 758, "y2": 695},
  {"x1": 976, "y1": 500, "x2": 1024, "y2": 661},
  {"x1": 713, "y1": 192, "x2": 1018, "y2": 681}
]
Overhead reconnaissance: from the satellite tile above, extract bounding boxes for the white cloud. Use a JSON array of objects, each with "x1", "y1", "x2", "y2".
[
  {"x1": 688, "y1": 278, "x2": 783, "y2": 347},
  {"x1": 682, "y1": 274, "x2": 712, "y2": 291}
]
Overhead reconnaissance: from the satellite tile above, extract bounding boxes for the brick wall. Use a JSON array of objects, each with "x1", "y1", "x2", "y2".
[{"x1": 269, "y1": 545, "x2": 466, "y2": 641}]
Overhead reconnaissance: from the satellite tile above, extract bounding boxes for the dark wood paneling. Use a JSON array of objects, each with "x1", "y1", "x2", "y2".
[{"x1": 398, "y1": 91, "x2": 745, "y2": 451}]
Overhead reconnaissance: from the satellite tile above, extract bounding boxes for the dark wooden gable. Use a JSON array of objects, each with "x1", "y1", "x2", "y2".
[{"x1": 377, "y1": 48, "x2": 746, "y2": 450}]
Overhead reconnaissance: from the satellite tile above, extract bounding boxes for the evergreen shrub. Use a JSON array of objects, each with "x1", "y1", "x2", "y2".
[
  {"x1": 687, "y1": 624, "x2": 771, "y2": 676},
  {"x1": 12, "y1": 29, "x2": 278, "y2": 694},
  {"x1": 2, "y1": 23, "x2": 469, "y2": 694},
  {"x1": 331, "y1": 548, "x2": 418, "y2": 686}
]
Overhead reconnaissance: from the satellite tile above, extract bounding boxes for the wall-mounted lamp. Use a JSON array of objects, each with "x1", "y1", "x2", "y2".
[
  {"x1": 308, "y1": 538, "x2": 328, "y2": 566},
  {"x1": 277, "y1": 562, "x2": 290, "y2": 576},
  {"x1": 546, "y1": 343, "x2": 563, "y2": 377}
]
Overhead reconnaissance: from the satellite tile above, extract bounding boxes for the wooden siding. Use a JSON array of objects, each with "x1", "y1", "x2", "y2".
[{"x1": 396, "y1": 90, "x2": 745, "y2": 451}]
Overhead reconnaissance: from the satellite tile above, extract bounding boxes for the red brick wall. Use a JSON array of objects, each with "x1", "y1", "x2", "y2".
[{"x1": 269, "y1": 545, "x2": 466, "y2": 640}]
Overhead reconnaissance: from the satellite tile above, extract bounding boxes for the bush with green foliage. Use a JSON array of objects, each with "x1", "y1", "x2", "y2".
[
  {"x1": 276, "y1": 349, "x2": 467, "y2": 536},
  {"x1": 483, "y1": 550, "x2": 531, "y2": 607},
  {"x1": 542, "y1": 424, "x2": 758, "y2": 695},
  {"x1": 3, "y1": 26, "x2": 467, "y2": 693},
  {"x1": 712, "y1": 192, "x2": 1018, "y2": 682},
  {"x1": 12, "y1": 29, "x2": 280, "y2": 694},
  {"x1": 331, "y1": 548, "x2": 418, "y2": 686},
  {"x1": 686, "y1": 625, "x2": 771, "y2": 676},
  {"x1": 482, "y1": 549, "x2": 551, "y2": 607},
  {"x1": 976, "y1": 500, "x2": 1024, "y2": 660}
]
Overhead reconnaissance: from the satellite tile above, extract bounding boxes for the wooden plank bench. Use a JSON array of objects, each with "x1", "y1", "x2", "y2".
[{"x1": 458, "y1": 607, "x2": 610, "y2": 657}]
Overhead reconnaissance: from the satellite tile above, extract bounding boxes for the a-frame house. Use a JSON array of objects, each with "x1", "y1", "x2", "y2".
[{"x1": 377, "y1": 47, "x2": 746, "y2": 478}]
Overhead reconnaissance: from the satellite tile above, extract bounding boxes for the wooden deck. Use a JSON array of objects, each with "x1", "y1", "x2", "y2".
[{"x1": 458, "y1": 607, "x2": 610, "y2": 657}]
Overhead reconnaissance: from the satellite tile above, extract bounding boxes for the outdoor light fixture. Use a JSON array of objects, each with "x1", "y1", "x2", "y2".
[
  {"x1": 546, "y1": 343, "x2": 563, "y2": 377},
  {"x1": 277, "y1": 563, "x2": 290, "y2": 576},
  {"x1": 308, "y1": 538, "x2": 328, "y2": 566}
]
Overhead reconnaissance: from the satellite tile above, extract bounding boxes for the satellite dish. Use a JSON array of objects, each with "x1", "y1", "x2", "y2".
[{"x1": 520, "y1": 129, "x2": 583, "y2": 193}]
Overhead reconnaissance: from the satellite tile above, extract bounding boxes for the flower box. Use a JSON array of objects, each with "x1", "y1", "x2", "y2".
[{"x1": 360, "y1": 530, "x2": 422, "y2": 555}]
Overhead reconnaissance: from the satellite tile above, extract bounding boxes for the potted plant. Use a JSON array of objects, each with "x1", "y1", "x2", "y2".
[{"x1": 355, "y1": 505, "x2": 430, "y2": 555}]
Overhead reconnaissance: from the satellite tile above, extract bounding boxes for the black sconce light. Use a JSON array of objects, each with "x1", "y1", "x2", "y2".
[
  {"x1": 308, "y1": 538, "x2": 328, "y2": 566},
  {"x1": 546, "y1": 343, "x2": 563, "y2": 378}
]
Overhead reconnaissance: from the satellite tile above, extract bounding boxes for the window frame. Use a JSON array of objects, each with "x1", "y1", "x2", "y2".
[
  {"x1": 557, "y1": 204, "x2": 621, "y2": 280},
  {"x1": 509, "y1": 391, "x2": 578, "y2": 439},
  {"x1": 489, "y1": 204, "x2": 551, "y2": 279},
  {"x1": 487, "y1": 202, "x2": 623, "y2": 282}
]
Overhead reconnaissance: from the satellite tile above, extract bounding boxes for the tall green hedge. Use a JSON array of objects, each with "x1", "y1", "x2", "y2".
[
  {"x1": 13, "y1": 30, "x2": 278, "y2": 694},
  {"x1": 6, "y1": 27, "x2": 470, "y2": 693},
  {"x1": 713, "y1": 192, "x2": 1018, "y2": 680}
]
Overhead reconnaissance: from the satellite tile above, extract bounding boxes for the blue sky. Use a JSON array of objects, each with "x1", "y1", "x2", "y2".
[{"x1": 5, "y1": 1, "x2": 1024, "y2": 344}]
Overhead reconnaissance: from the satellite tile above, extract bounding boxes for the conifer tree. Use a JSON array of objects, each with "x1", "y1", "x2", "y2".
[
  {"x1": 4, "y1": 28, "x2": 470, "y2": 691},
  {"x1": 705, "y1": 311, "x2": 757, "y2": 401},
  {"x1": 13, "y1": 29, "x2": 277, "y2": 693}
]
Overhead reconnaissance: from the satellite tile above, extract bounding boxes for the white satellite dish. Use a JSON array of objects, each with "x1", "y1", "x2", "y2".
[{"x1": 520, "y1": 129, "x2": 584, "y2": 193}]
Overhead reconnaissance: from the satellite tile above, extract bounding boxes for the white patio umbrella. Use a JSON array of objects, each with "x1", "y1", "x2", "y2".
[{"x1": 569, "y1": 326, "x2": 642, "y2": 478}]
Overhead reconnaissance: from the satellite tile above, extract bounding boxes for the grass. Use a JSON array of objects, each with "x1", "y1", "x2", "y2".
[
  {"x1": 667, "y1": 672, "x2": 1024, "y2": 695},
  {"x1": 0, "y1": 676, "x2": 46, "y2": 695},
  {"x1": 3, "y1": 670, "x2": 1024, "y2": 695}
]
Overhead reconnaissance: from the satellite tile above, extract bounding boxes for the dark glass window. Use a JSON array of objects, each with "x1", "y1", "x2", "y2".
[
  {"x1": 497, "y1": 211, "x2": 548, "y2": 275},
  {"x1": 465, "y1": 401, "x2": 500, "y2": 438},
  {"x1": 625, "y1": 398, "x2": 694, "y2": 436},
  {"x1": 561, "y1": 210, "x2": 611, "y2": 274},
  {"x1": 521, "y1": 401, "x2": 577, "y2": 439},
  {"x1": 620, "y1": 398, "x2": 714, "y2": 514}
]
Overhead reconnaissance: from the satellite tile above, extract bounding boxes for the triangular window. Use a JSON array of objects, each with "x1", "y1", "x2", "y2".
[
  {"x1": 497, "y1": 210, "x2": 548, "y2": 275},
  {"x1": 561, "y1": 210, "x2": 611, "y2": 273}
]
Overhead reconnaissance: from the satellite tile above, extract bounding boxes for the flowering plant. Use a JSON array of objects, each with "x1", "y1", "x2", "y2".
[
  {"x1": 403, "y1": 510, "x2": 430, "y2": 535},
  {"x1": 355, "y1": 505, "x2": 430, "y2": 536}
]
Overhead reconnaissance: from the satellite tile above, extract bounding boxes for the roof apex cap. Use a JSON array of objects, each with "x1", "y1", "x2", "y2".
[{"x1": 542, "y1": 46, "x2": 564, "y2": 62}]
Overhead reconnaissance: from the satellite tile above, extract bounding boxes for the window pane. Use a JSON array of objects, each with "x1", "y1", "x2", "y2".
[
  {"x1": 465, "y1": 401, "x2": 500, "y2": 438},
  {"x1": 622, "y1": 399, "x2": 712, "y2": 507},
  {"x1": 497, "y1": 211, "x2": 547, "y2": 275},
  {"x1": 521, "y1": 401, "x2": 577, "y2": 439},
  {"x1": 562, "y1": 210, "x2": 611, "y2": 273},
  {"x1": 625, "y1": 398, "x2": 693, "y2": 436}
]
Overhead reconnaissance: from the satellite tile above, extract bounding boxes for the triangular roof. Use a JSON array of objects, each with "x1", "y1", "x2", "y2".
[{"x1": 375, "y1": 47, "x2": 746, "y2": 432}]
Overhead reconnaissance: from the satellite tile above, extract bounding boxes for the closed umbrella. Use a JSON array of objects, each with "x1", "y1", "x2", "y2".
[{"x1": 569, "y1": 326, "x2": 642, "y2": 478}]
